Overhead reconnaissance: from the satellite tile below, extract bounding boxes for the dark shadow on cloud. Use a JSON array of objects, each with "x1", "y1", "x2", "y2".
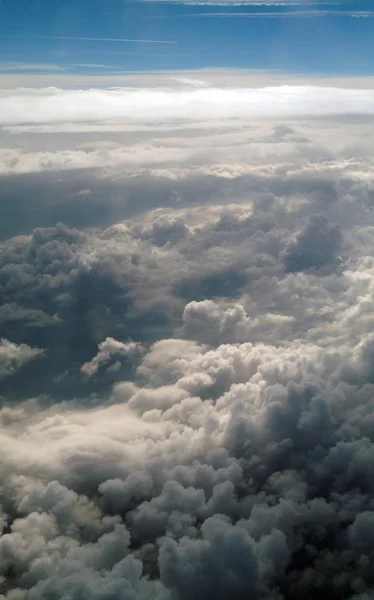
[
  {"x1": 175, "y1": 267, "x2": 248, "y2": 303},
  {"x1": 0, "y1": 167, "x2": 343, "y2": 242},
  {"x1": 0, "y1": 168, "x2": 362, "y2": 403},
  {"x1": 0, "y1": 170, "x2": 252, "y2": 241},
  {"x1": 284, "y1": 214, "x2": 343, "y2": 273},
  {"x1": 0, "y1": 169, "x2": 194, "y2": 241}
]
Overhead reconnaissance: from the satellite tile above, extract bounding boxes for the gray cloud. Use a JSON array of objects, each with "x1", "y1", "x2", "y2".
[
  {"x1": 284, "y1": 214, "x2": 343, "y2": 273},
  {"x1": 3, "y1": 81, "x2": 374, "y2": 600}
]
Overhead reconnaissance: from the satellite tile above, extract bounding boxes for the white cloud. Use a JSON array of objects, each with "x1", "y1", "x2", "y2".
[
  {"x1": 0, "y1": 338, "x2": 44, "y2": 380},
  {"x1": 81, "y1": 337, "x2": 145, "y2": 377},
  {"x1": 1, "y1": 85, "x2": 374, "y2": 128},
  {"x1": 1, "y1": 77, "x2": 374, "y2": 178},
  {"x1": 1, "y1": 115, "x2": 374, "y2": 177}
]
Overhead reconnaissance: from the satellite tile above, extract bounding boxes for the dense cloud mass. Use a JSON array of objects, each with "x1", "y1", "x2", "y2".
[
  {"x1": 1, "y1": 74, "x2": 374, "y2": 599},
  {"x1": 2, "y1": 85, "x2": 374, "y2": 128}
]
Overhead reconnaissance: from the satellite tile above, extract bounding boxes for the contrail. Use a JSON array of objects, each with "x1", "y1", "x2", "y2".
[{"x1": 39, "y1": 36, "x2": 176, "y2": 45}]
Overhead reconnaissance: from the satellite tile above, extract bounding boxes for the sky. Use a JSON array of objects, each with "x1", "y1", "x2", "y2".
[
  {"x1": 2, "y1": 1, "x2": 374, "y2": 600},
  {"x1": 0, "y1": 0, "x2": 373, "y2": 75}
]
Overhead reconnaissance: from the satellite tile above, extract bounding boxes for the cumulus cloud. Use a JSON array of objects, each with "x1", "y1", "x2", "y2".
[
  {"x1": 3, "y1": 72, "x2": 374, "y2": 600},
  {"x1": 81, "y1": 338, "x2": 145, "y2": 377},
  {"x1": 0, "y1": 338, "x2": 44, "y2": 381},
  {"x1": 181, "y1": 299, "x2": 295, "y2": 345}
]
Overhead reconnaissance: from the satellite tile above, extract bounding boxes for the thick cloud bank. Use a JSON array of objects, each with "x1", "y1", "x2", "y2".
[
  {"x1": 1, "y1": 85, "x2": 374, "y2": 127},
  {"x1": 1, "y1": 76, "x2": 374, "y2": 599}
]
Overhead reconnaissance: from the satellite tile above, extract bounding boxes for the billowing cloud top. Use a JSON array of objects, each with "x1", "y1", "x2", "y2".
[{"x1": 2, "y1": 74, "x2": 374, "y2": 600}]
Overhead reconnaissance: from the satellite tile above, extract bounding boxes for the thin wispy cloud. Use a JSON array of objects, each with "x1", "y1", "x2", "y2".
[
  {"x1": 39, "y1": 36, "x2": 176, "y2": 45},
  {"x1": 0, "y1": 62, "x2": 67, "y2": 72},
  {"x1": 141, "y1": 0, "x2": 358, "y2": 5},
  {"x1": 151, "y1": 9, "x2": 374, "y2": 17},
  {"x1": 71, "y1": 63, "x2": 129, "y2": 69}
]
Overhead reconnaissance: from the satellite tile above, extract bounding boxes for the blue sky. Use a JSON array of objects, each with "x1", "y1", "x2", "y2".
[{"x1": 0, "y1": 0, "x2": 373, "y2": 75}]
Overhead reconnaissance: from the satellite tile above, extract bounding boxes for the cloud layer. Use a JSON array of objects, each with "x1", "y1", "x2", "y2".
[
  {"x1": 1, "y1": 85, "x2": 374, "y2": 127},
  {"x1": 1, "y1": 76, "x2": 374, "y2": 599}
]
